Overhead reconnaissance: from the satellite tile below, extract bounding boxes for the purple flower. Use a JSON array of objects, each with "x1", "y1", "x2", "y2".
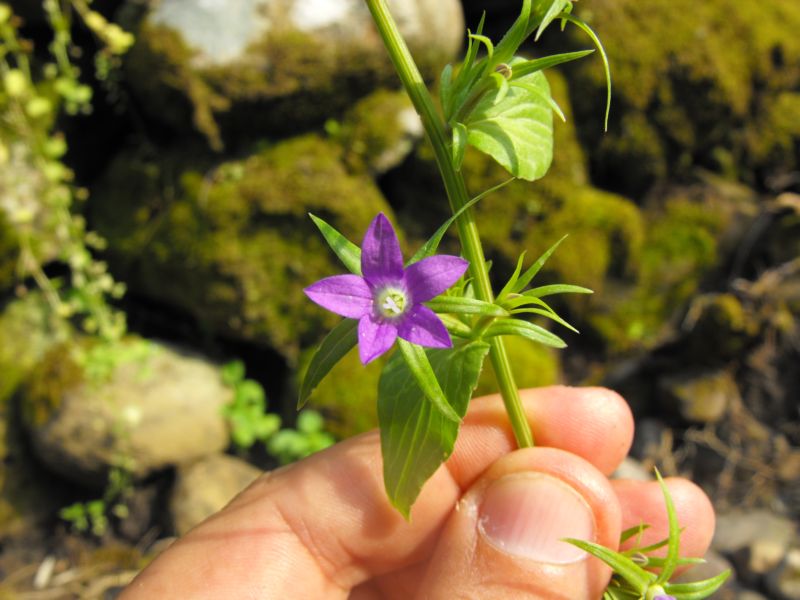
[
  {"x1": 653, "y1": 595, "x2": 676, "y2": 600},
  {"x1": 305, "y1": 213, "x2": 469, "y2": 364}
]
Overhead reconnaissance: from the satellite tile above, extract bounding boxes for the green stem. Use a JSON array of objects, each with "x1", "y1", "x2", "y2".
[{"x1": 365, "y1": 0, "x2": 534, "y2": 448}]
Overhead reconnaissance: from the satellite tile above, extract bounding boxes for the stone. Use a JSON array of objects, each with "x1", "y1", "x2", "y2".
[
  {"x1": 89, "y1": 135, "x2": 394, "y2": 364},
  {"x1": 660, "y1": 368, "x2": 739, "y2": 423},
  {"x1": 714, "y1": 510, "x2": 797, "y2": 578},
  {"x1": 124, "y1": 0, "x2": 464, "y2": 147},
  {"x1": 170, "y1": 453, "x2": 262, "y2": 535},
  {"x1": 21, "y1": 337, "x2": 233, "y2": 486},
  {"x1": 611, "y1": 457, "x2": 653, "y2": 481},
  {"x1": 766, "y1": 548, "x2": 800, "y2": 600}
]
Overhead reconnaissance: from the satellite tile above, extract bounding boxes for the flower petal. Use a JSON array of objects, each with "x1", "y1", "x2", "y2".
[
  {"x1": 304, "y1": 275, "x2": 372, "y2": 318},
  {"x1": 361, "y1": 213, "x2": 404, "y2": 285},
  {"x1": 397, "y1": 305, "x2": 452, "y2": 348},
  {"x1": 358, "y1": 314, "x2": 398, "y2": 364},
  {"x1": 404, "y1": 255, "x2": 469, "y2": 302}
]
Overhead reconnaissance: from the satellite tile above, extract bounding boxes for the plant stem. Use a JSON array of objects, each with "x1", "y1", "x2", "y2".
[{"x1": 365, "y1": 0, "x2": 534, "y2": 448}]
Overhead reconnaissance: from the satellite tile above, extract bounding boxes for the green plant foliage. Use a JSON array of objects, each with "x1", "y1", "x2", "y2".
[
  {"x1": 221, "y1": 361, "x2": 281, "y2": 449},
  {"x1": 378, "y1": 341, "x2": 490, "y2": 518},
  {"x1": 266, "y1": 410, "x2": 335, "y2": 465}
]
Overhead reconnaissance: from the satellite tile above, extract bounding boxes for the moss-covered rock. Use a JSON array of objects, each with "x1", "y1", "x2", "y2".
[
  {"x1": 0, "y1": 212, "x2": 18, "y2": 294},
  {"x1": 562, "y1": 0, "x2": 800, "y2": 194},
  {"x1": 90, "y1": 134, "x2": 393, "y2": 363},
  {"x1": 336, "y1": 89, "x2": 420, "y2": 175},
  {"x1": 125, "y1": 0, "x2": 464, "y2": 149},
  {"x1": 475, "y1": 336, "x2": 560, "y2": 397},
  {"x1": 0, "y1": 293, "x2": 70, "y2": 535}
]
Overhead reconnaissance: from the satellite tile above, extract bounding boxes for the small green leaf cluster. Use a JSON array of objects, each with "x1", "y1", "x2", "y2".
[
  {"x1": 567, "y1": 472, "x2": 730, "y2": 600},
  {"x1": 439, "y1": 0, "x2": 610, "y2": 181},
  {"x1": 221, "y1": 361, "x2": 281, "y2": 450},
  {"x1": 301, "y1": 209, "x2": 588, "y2": 516},
  {"x1": 221, "y1": 360, "x2": 334, "y2": 464},
  {"x1": 59, "y1": 465, "x2": 132, "y2": 537},
  {"x1": 0, "y1": 1, "x2": 133, "y2": 343}
]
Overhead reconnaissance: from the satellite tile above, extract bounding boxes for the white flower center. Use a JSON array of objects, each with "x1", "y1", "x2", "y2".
[{"x1": 375, "y1": 287, "x2": 409, "y2": 319}]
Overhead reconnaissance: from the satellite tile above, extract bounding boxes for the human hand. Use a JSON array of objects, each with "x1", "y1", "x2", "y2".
[{"x1": 121, "y1": 386, "x2": 715, "y2": 599}]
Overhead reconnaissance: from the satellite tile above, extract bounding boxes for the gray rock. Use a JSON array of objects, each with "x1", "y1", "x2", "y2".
[
  {"x1": 126, "y1": 0, "x2": 464, "y2": 146},
  {"x1": 23, "y1": 338, "x2": 232, "y2": 486},
  {"x1": 714, "y1": 510, "x2": 797, "y2": 578},
  {"x1": 660, "y1": 368, "x2": 739, "y2": 423},
  {"x1": 766, "y1": 548, "x2": 800, "y2": 600},
  {"x1": 170, "y1": 453, "x2": 262, "y2": 535},
  {"x1": 611, "y1": 457, "x2": 653, "y2": 481}
]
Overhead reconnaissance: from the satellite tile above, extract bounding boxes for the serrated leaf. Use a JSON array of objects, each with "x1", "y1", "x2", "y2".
[
  {"x1": 565, "y1": 538, "x2": 655, "y2": 594},
  {"x1": 298, "y1": 319, "x2": 358, "y2": 408},
  {"x1": 309, "y1": 214, "x2": 361, "y2": 275},
  {"x1": 452, "y1": 122, "x2": 468, "y2": 171},
  {"x1": 524, "y1": 284, "x2": 593, "y2": 298},
  {"x1": 426, "y1": 296, "x2": 507, "y2": 317},
  {"x1": 379, "y1": 341, "x2": 490, "y2": 518},
  {"x1": 512, "y1": 235, "x2": 568, "y2": 293},
  {"x1": 397, "y1": 340, "x2": 460, "y2": 423},
  {"x1": 463, "y1": 67, "x2": 554, "y2": 181},
  {"x1": 483, "y1": 318, "x2": 566, "y2": 348}
]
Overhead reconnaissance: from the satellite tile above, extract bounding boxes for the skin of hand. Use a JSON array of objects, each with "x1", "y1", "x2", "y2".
[{"x1": 121, "y1": 386, "x2": 715, "y2": 600}]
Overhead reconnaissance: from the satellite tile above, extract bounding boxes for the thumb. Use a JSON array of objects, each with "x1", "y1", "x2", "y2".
[{"x1": 417, "y1": 447, "x2": 622, "y2": 600}]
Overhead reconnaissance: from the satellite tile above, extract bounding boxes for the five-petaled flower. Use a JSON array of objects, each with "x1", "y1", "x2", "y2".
[{"x1": 304, "y1": 213, "x2": 469, "y2": 364}]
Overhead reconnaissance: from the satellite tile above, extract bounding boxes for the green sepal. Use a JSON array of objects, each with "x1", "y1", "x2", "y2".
[
  {"x1": 426, "y1": 296, "x2": 507, "y2": 317},
  {"x1": 511, "y1": 50, "x2": 594, "y2": 81},
  {"x1": 565, "y1": 538, "x2": 656, "y2": 595},
  {"x1": 309, "y1": 213, "x2": 361, "y2": 275},
  {"x1": 482, "y1": 318, "x2": 566, "y2": 348},
  {"x1": 297, "y1": 319, "x2": 358, "y2": 409},
  {"x1": 655, "y1": 468, "x2": 681, "y2": 584},
  {"x1": 379, "y1": 341, "x2": 490, "y2": 518},
  {"x1": 535, "y1": 0, "x2": 571, "y2": 41},
  {"x1": 512, "y1": 235, "x2": 568, "y2": 293},
  {"x1": 397, "y1": 340, "x2": 460, "y2": 423}
]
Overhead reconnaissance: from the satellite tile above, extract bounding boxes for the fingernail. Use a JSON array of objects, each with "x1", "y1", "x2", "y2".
[{"x1": 478, "y1": 473, "x2": 595, "y2": 564}]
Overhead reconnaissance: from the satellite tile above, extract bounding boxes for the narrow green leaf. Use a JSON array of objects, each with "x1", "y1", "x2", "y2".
[
  {"x1": 502, "y1": 294, "x2": 556, "y2": 311},
  {"x1": 463, "y1": 66, "x2": 554, "y2": 181},
  {"x1": 298, "y1": 319, "x2": 358, "y2": 408},
  {"x1": 641, "y1": 556, "x2": 704, "y2": 568},
  {"x1": 483, "y1": 318, "x2": 566, "y2": 348},
  {"x1": 665, "y1": 570, "x2": 731, "y2": 600},
  {"x1": 397, "y1": 340, "x2": 460, "y2": 423},
  {"x1": 565, "y1": 538, "x2": 655, "y2": 594},
  {"x1": 497, "y1": 252, "x2": 527, "y2": 301},
  {"x1": 440, "y1": 63, "x2": 454, "y2": 118},
  {"x1": 524, "y1": 284, "x2": 593, "y2": 298},
  {"x1": 561, "y1": 14, "x2": 612, "y2": 131},
  {"x1": 493, "y1": 0, "x2": 531, "y2": 67},
  {"x1": 468, "y1": 33, "x2": 495, "y2": 62},
  {"x1": 437, "y1": 314, "x2": 472, "y2": 338},
  {"x1": 512, "y1": 234, "x2": 568, "y2": 293},
  {"x1": 379, "y1": 341, "x2": 490, "y2": 518},
  {"x1": 511, "y1": 50, "x2": 594, "y2": 80},
  {"x1": 452, "y1": 122, "x2": 468, "y2": 171},
  {"x1": 619, "y1": 523, "x2": 650, "y2": 544},
  {"x1": 509, "y1": 307, "x2": 578, "y2": 333},
  {"x1": 408, "y1": 177, "x2": 515, "y2": 265},
  {"x1": 655, "y1": 469, "x2": 681, "y2": 584},
  {"x1": 426, "y1": 296, "x2": 507, "y2": 317},
  {"x1": 309, "y1": 214, "x2": 361, "y2": 275},
  {"x1": 535, "y1": 0, "x2": 571, "y2": 40}
]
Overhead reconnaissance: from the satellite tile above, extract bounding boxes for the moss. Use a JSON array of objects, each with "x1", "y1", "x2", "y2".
[
  {"x1": 126, "y1": 14, "x2": 451, "y2": 149},
  {"x1": 588, "y1": 194, "x2": 728, "y2": 352},
  {"x1": 20, "y1": 343, "x2": 84, "y2": 429},
  {"x1": 747, "y1": 92, "x2": 800, "y2": 176},
  {"x1": 336, "y1": 89, "x2": 416, "y2": 174},
  {"x1": 683, "y1": 293, "x2": 759, "y2": 363},
  {"x1": 475, "y1": 336, "x2": 560, "y2": 397},
  {"x1": 0, "y1": 211, "x2": 19, "y2": 294},
  {"x1": 563, "y1": 0, "x2": 800, "y2": 192},
  {"x1": 301, "y1": 348, "x2": 383, "y2": 439},
  {"x1": 90, "y1": 135, "x2": 393, "y2": 364}
]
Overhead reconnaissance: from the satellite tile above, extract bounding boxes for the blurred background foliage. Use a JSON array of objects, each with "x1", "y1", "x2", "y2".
[{"x1": 0, "y1": 0, "x2": 798, "y2": 598}]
